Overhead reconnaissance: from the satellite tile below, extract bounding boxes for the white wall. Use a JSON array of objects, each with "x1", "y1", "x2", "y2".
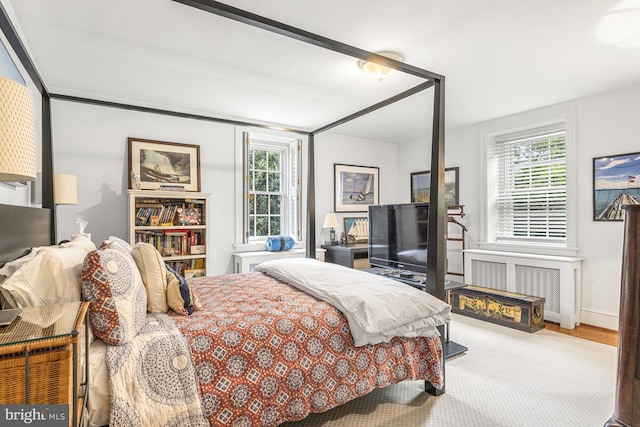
[
  {"x1": 51, "y1": 100, "x2": 400, "y2": 275},
  {"x1": 398, "y1": 82, "x2": 640, "y2": 330},
  {"x1": 314, "y1": 132, "x2": 398, "y2": 244},
  {"x1": 398, "y1": 128, "x2": 478, "y2": 278},
  {"x1": 51, "y1": 100, "x2": 237, "y2": 274}
]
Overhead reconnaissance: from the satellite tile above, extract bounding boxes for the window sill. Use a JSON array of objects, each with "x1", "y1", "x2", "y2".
[
  {"x1": 234, "y1": 241, "x2": 305, "y2": 253},
  {"x1": 477, "y1": 241, "x2": 579, "y2": 258}
]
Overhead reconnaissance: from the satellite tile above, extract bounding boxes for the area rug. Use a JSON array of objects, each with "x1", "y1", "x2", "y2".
[{"x1": 283, "y1": 313, "x2": 617, "y2": 427}]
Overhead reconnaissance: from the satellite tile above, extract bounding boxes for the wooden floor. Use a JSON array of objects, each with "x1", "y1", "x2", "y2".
[{"x1": 545, "y1": 322, "x2": 618, "y2": 347}]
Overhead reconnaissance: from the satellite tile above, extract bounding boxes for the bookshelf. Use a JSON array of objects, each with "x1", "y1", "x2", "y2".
[{"x1": 128, "y1": 190, "x2": 208, "y2": 277}]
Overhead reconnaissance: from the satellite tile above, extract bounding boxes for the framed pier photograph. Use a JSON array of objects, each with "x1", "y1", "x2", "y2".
[{"x1": 593, "y1": 151, "x2": 640, "y2": 221}]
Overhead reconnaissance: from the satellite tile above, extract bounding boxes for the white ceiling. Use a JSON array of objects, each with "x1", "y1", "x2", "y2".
[{"x1": 5, "y1": 0, "x2": 640, "y2": 143}]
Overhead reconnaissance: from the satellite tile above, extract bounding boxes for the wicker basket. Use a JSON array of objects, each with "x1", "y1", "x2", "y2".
[
  {"x1": 0, "y1": 302, "x2": 88, "y2": 427},
  {"x1": 0, "y1": 339, "x2": 73, "y2": 404}
]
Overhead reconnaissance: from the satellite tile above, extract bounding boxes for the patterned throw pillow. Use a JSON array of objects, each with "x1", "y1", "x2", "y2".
[
  {"x1": 81, "y1": 241, "x2": 147, "y2": 345},
  {"x1": 104, "y1": 235, "x2": 132, "y2": 253},
  {"x1": 165, "y1": 263, "x2": 202, "y2": 316}
]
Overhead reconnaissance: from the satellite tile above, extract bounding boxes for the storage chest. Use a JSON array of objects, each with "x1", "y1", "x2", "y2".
[{"x1": 450, "y1": 285, "x2": 545, "y2": 332}]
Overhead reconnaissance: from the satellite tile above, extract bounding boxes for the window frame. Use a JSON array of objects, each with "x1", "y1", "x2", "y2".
[
  {"x1": 479, "y1": 106, "x2": 578, "y2": 256},
  {"x1": 246, "y1": 140, "x2": 288, "y2": 240},
  {"x1": 235, "y1": 128, "x2": 303, "y2": 250}
]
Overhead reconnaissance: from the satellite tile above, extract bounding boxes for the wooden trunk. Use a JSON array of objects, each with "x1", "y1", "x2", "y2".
[
  {"x1": 450, "y1": 285, "x2": 545, "y2": 333},
  {"x1": 606, "y1": 205, "x2": 640, "y2": 427}
]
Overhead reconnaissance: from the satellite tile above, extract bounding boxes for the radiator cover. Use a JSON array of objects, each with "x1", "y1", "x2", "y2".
[{"x1": 464, "y1": 249, "x2": 582, "y2": 329}]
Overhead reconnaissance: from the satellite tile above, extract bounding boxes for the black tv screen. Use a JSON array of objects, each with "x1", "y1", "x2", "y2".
[{"x1": 368, "y1": 203, "x2": 429, "y2": 274}]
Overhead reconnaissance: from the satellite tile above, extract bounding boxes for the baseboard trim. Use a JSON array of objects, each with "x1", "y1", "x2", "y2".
[{"x1": 580, "y1": 309, "x2": 618, "y2": 331}]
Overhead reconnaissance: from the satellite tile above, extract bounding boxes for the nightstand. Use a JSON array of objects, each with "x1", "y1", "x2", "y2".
[
  {"x1": 0, "y1": 302, "x2": 89, "y2": 427},
  {"x1": 321, "y1": 243, "x2": 370, "y2": 269}
]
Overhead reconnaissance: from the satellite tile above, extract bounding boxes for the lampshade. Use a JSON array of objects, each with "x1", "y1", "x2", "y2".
[
  {"x1": 357, "y1": 51, "x2": 404, "y2": 82},
  {"x1": 54, "y1": 173, "x2": 78, "y2": 205},
  {"x1": 322, "y1": 212, "x2": 339, "y2": 229},
  {"x1": 0, "y1": 76, "x2": 37, "y2": 181}
]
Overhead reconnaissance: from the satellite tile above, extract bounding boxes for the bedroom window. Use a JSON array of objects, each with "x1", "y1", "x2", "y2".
[
  {"x1": 243, "y1": 132, "x2": 301, "y2": 243},
  {"x1": 494, "y1": 124, "x2": 567, "y2": 243},
  {"x1": 482, "y1": 111, "x2": 576, "y2": 254}
]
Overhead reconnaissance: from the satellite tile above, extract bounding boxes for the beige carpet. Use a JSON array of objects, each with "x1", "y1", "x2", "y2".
[{"x1": 283, "y1": 313, "x2": 617, "y2": 427}]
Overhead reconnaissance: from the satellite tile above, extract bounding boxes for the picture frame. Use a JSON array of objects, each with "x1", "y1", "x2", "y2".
[
  {"x1": 593, "y1": 151, "x2": 640, "y2": 221},
  {"x1": 410, "y1": 167, "x2": 459, "y2": 205},
  {"x1": 334, "y1": 164, "x2": 379, "y2": 212},
  {"x1": 128, "y1": 137, "x2": 201, "y2": 192},
  {"x1": 343, "y1": 217, "x2": 369, "y2": 243}
]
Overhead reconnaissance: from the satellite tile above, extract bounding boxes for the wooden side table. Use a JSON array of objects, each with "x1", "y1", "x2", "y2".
[
  {"x1": 321, "y1": 243, "x2": 370, "y2": 269},
  {"x1": 0, "y1": 302, "x2": 89, "y2": 427}
]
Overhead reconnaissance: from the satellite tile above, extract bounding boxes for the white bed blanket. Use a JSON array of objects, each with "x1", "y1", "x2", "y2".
[
  {"x1": 106, "y1": 313, "x2": 208, "y2": 426},
  {"x1": 254, "y1": 258, "x2": 451, "y2": 346}
]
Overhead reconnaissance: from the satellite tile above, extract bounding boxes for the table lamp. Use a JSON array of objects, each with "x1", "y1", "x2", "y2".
[{"x1": 323, "y1": 211, "x2": 339, "y2": 245}]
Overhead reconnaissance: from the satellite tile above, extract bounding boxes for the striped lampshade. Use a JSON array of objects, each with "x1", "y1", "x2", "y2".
[{"x1": 0, "y1": 76, "x2": 36, "y2": 182}]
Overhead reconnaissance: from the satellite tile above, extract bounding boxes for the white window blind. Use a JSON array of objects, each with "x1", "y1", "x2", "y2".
[{"x1": 494, "y1": 124, "x2": 567, "y2": 243}]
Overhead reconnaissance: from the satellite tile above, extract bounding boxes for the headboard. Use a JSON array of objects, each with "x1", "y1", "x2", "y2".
[{"x1": 0, "y1": 204, "x2": 53, "y2": 267}]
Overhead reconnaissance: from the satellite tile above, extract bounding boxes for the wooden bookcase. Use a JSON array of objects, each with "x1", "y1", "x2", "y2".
[{"x1": 128, "y1": 190, "x2": 208, "y2": 277}]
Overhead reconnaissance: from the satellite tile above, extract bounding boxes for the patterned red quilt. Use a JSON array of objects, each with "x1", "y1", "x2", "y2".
[{"x1": 170, "y1": 272, "x2": 443, "y2": 426}]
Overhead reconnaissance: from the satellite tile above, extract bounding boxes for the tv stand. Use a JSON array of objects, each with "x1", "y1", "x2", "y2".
[
  {"x1": 363, "y1": 267, "x2": 468, "y2": 359},
  {"x1": 364, "y1": 267, "x2": 426, "y2": 289}
]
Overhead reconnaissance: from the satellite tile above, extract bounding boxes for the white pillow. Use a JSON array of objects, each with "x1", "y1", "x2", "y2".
[
  {"x1": 0, "y1": 234, "x2": 96, "y2": 308},
  {"x1": 131, "y1": 242, "x2": 169, "y2": 313}
]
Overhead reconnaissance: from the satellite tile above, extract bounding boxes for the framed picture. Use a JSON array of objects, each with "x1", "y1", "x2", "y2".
[
  {"x1": 343, "y1": 217, "x2": 369, "y2": 243},
  {"x1": 411, "y1": 167, "x2": 459, "y2": 205},
  {"x1": 593, "y1": 151, "x2": 640, "y2": 221},
  {"x1": 128, "y1": 137, "x2": 201, "y2": 192},
  {"x1": 334, "y1": 164, "x2": 379, "y2": 212}
]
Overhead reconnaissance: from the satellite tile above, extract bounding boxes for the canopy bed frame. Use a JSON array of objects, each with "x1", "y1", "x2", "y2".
[{"x1": 0, "y1": 0, "x2": 448, "y2": 400}]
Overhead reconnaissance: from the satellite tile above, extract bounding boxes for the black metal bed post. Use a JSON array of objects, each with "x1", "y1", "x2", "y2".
[
  {"x1": 424, "y1": 77, "x2": 446, "y2": 396},
  {"x1": 306, "y1": 133, "x2": 316, "y2": 259},
  {"x1": 426, "y1": 78, "x2": 446, "y2": 302}
]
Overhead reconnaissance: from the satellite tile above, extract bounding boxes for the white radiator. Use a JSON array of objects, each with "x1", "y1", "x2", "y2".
[{"x1": 463, "y1": 249, "x2": 582, "y2": 329}]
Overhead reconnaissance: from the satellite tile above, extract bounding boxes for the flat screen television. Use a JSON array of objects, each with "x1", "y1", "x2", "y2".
[{"x1": 368, "y1": 203, "x2": 429, "y2": 274}]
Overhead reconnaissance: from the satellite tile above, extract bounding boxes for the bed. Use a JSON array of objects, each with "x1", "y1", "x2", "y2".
[
  {"x1": 0, "y1": 230, "x2": 449, "y2": 426},
  {"x1": 1, "y1": 1, "x2": 451, "y2": 426}
]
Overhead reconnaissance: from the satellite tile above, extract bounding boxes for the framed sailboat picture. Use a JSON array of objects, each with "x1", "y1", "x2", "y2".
[
  {"x1": 334, "y1": 164, "x2": 379, "y2": 212},
  {"x1": 343, "y1": 217, "x2": 369, "y2": 243}
]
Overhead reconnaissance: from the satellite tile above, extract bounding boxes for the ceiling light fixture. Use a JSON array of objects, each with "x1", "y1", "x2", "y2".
[{"x1": 357, "y1": 51, "x2": 404, "y2": 82}]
